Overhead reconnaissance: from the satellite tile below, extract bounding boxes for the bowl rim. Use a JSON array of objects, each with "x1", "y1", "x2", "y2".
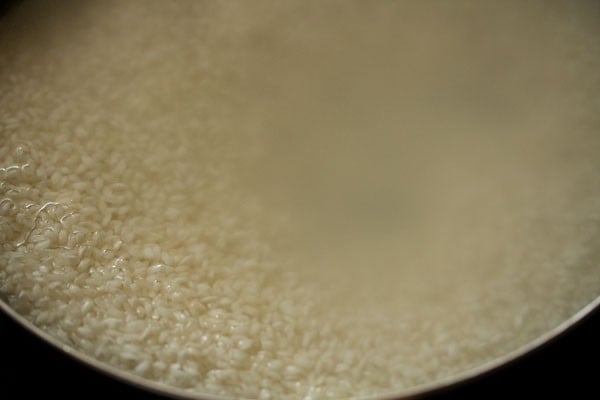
[{"x1": 1, "y1": 294, "x2": 598, "y2": 400}]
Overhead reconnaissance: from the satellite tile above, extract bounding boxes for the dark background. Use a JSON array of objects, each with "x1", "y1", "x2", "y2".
[{"x1": 0, "y1": 308, "x2": 597, "y2": 400}]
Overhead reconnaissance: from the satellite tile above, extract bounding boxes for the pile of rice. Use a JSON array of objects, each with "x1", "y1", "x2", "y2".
[{"x1": 1, "y1": 1, "x2": 599, "y2": 399}]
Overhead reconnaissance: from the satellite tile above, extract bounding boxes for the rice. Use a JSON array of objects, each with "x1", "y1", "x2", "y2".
[{"x1": 1, "y1": 1, "x2": 600, "y2": 399}]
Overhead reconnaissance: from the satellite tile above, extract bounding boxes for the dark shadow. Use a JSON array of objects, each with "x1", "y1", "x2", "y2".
[{"x1": 0, "y1": 0, "x2": 23, "y2": 19}]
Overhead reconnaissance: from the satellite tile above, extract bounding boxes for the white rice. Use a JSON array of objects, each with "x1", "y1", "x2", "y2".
[{"x1": 1, "y1": 1, "x2": 599, "y2": 399}]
